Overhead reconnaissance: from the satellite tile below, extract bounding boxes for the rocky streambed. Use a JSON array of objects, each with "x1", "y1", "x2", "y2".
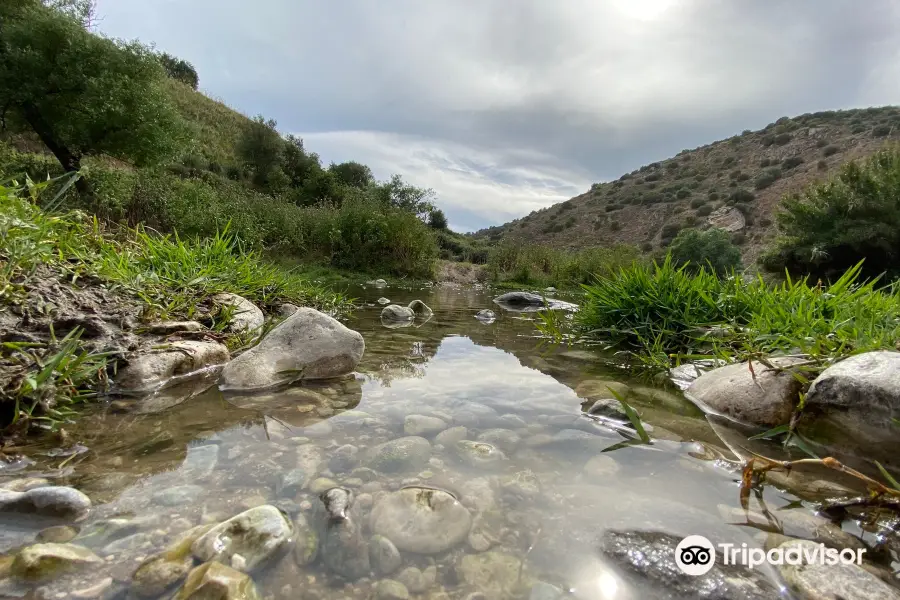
[{"x1": 0, "y1": 284, "x2": 898, "y2": 599}]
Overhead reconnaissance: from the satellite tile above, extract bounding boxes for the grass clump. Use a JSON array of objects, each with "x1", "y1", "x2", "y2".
[{"x1": 549, "y1": 258, "x2": 900, "y2": 373}]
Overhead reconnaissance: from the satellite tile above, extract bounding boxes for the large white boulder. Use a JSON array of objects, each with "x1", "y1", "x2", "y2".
[{"x1": 219, "y1": 308, "x2": 364, "y2": 391}]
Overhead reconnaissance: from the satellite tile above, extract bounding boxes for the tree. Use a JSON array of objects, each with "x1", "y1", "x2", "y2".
[
  {"x1": 373, "y1": 174, "x2": 435, "y2": 218},
  {"x1": 237, "y1": 115, "x2": 283, "y2": 189},
  {"x1": 282, "y1": 135, "x2": 320, "y2": 188},
  {"x1": 428, "y1": 208, "x2": 448, "y2": 230},
  {"x1": 328, "y1": 161, "x2": 373, "y2": 189},
  {"x1": 0, "y1": 1, "x2": 184, "y2": 195},
  {"x1": 42, "y1": 0, "x2": 94, "y2": 28},
  {"x1": 761, "y1": 148, "x2": 900, "y2": 281},
  {"x1": 158, "y1": 52, "x2": 198, "y2": 90},
  {"x1": 668, "y1": 228, "x2": 742, "y2": 276}
]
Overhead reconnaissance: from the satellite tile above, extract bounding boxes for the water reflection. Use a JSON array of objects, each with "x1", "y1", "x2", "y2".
[{"x1": 0, "y1": 284, "x2": 887, "y2": 599}]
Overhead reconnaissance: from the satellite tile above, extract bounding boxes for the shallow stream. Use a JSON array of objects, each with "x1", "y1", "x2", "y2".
[{"x1": 0, "y1": 284, "x2": 894, "y2": 599}]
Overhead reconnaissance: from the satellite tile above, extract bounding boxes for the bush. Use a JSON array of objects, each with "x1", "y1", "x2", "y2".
[
  {"x1": 774, "y1": 133, "x2": 793, "y2": 145},
  {"x1": 610, "y1": 221, "x2": 622, "y2": 231},
  {"x1": 660, "y1": 223, "x2": 681, "y2": 240},
  {"x1": 722, "y1": 157, "x2": 736, "y2": 166},
  {"x1": 873, "y1": 125, "x2": 892, "y2": 138},
  {"x1": 759, "y1": 158, "x2": 772, "y2": 168},
  {"x1": 781, "y1": 156, "x2": 804, "y2": 170},
  {"x1": 646, "y1": 172, "x2": 662, "y2": 182},
  {"x1": 428, "y1": 208, "x2": 448, "y2": 230},
  {"x1": 816, "y1": 139, "x2": 828, "y2": 148},
  {"x1": 676, "y1": 189, "x2": 691, "y2": 199},
  {"x1": 708, "y1": 191, "x2": 719, "y2": 201},
  {"x1": 158, "y1": 52, "x2": 199, "y2": 90},
  {"x1": 729, "y1": 189, "x2": 755, "y2": 204},
  {"x1": 696, "y1": 204, "x2": 713, "y2": 217},
  {"x1": 690, "y1": 197, "x2": 705, "y2": 208},
  {"x1": 754, "y1": 168, "x2": 781, "y2": 190},
  {"x1": 761, "y1": 148, "x2": 900, "y2": 281},
  {"x1": 817, "y1": 160, "x2": 828, "y2": 171},
  {"x1": 822, "y1": 145, "x2": 840, "y2": 157},
  {"x1": 668, "y1": 228, "x2": 742, "y2": 276}
]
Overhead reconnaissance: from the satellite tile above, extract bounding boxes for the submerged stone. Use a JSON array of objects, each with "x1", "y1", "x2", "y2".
[
  {"x1": 404, "y1": 414, "x2": 448, "y2": 437},
  {"x1": 452, "y1": 440, "x2": 506, "y2": 469},
  {"x1": 369, "y1": 535, "x2": 402, "y2": 576},
  {"x1": 456, "y1": 552, "x2": 522, "y2": 597},
  {"x1": 366, "y1": 436, "x2": 432, "y2": 473},
  {"x1": 192, "y1": 505, "x2": 293, "y2": 572},
  {"x1": 12, "y1": 543, "x2": 101, "y2": 581},
  {"x1": 369, "y1": 486, "x2": 472, "y2": 554},
  {"x1": 174, "y1": 561, "x2": 259, "y2": 600}
]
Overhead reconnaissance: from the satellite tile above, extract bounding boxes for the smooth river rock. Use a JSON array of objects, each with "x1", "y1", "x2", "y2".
[
  {"x1": 366, "y1": 437, "x2": 432, "y2": 473},
  {"x1": 219, "y1": 308, "x2": 365, "y2": 391},
  {"x1": 0, "y1": 485, "x2": 91, "y2": 520},
  {"x1": 12, "y1": 543, "x2": 102, "y2": 581},
  {"x1": 777, "y1": 539, "x2": 900, "y2": 600},
  {"x1": 369, "y1": 486, "x2": 472, "y2": 554},
  {"x1": 132, "y1": 525, "x2": 213, "y2": 598},
  {"x1": 115, "y1": 341, "x2": 230, "y2": 393},
  {"x1": 452, "y1": 440, "x2": 507, "y2": 468},
  {"x1": 192, "y1": 505, "x2": 293, "y2": 572},
  {"x1": 685, "y1": 357, "x2": 807, "y2": 426},
  {"x1": 214, "y1": 293, "x2": 265, "y2": 335},
  {"x1": 600, "y1": 530, "x2": 777, "y2": 599},
  {"x1": 801, "y1": 351, "x2": 900, "y2": 463},
  {"x1": 174, "y1": 561, "x2": 259, "y2": 600},
  {"x1": 404, "y1": 414, "x2": 448, "y2": 437}
]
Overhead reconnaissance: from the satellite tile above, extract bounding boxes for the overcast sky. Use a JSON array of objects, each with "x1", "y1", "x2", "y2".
[{"x1": 93, "y1": 0, "x2": 900, "y2": 231}]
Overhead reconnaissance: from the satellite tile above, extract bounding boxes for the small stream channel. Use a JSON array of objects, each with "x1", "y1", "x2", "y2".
[{"x1": 0, "y1": 284, "x2": 892, "y2": 599}]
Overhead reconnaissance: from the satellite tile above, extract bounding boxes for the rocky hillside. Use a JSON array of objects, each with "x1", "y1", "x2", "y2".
[{"x1": 474, "y1": 107, "x2": 900, "y2": 266}]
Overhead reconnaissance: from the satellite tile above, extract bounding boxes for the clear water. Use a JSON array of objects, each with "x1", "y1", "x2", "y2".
[{"x1": 0, "y1": 284, "x2": 888, "y2": 599}]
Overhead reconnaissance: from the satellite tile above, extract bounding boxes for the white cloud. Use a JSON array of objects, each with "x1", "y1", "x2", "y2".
[
  {"x1": 93, "y1": 0, "x2": 900, "y2": 231},
  {"x1": 300, "y1": 130, "x2": 592, "y2": 231}
]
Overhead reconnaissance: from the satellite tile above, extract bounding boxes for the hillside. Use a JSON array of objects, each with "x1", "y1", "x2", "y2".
[{"x1": 474, "y1": 107, "x2": 900, "y2": 266}]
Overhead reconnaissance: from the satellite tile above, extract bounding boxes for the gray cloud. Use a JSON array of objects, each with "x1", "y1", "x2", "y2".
[{"x1": 94, "y1": 0, "x2": 900, "y2": 230}]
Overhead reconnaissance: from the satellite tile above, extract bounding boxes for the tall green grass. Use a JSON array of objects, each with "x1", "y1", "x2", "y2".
[
  {"x1": 546, "y1": 257, "x2": 900, "y2": 372},
  {"x1": 487, "y1": 240, "x2": 643, "y2": 288}
]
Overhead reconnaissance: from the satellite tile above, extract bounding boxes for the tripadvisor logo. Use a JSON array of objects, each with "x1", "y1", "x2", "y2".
[{"x1": 675, "y1": 535, "x2": 865, "y2": 576}]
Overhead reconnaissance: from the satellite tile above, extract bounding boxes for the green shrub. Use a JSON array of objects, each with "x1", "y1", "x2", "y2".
[
  {"x1": 668, "y1": 228, "x2": 742, "y2": 276},
  {"x1": 729, "y1": 189, "x2": 755, "y2": 204},
  {"x1": 822, "y1": 145, "x2": 839, "y2": 157},
  {"x1": 782, "y1": 156, "x2": 804, "y2": 170},
  {"x1": 815, "y1": 139, "x2": 828, "y2": 148},
  {"x1": 873, "y1": 125, "x2": 892, "y2": 138},
  {"x1": 754, "y1": 168, "x2": 781, "y2": 190},
  {"x1": 690, "y1": 197, "x2": 705, "y2": 208},
  {"x1": 708, "y1": 191, "x2": 719, "y2": 201},
  {"x1": 759, "y1": 158, "x2": 772, "y2": 167},
  {"x1": 774, "y1": 133, "x2": 792, "y2": 145},
  {"x1": 762, "y1": 147, "x2": 900, "y2": 281},
  {"x1": 696, "y1": 204, "x2": 713, "y2": 217},
  {"x1": 817, "y1": 160, "x2": 828, "y2": 171},
  {"x1": 610, "y1": 221, "x2": 622, "y2": 231},
  {"x1": 722, "y1": 157, "x2": 736, "y2": 166},
  {"x1": 660, "y1": 223, "x2": 681, "y2": 240},
  {"x1": 646, "y1": 172, "x2": 662, "y2": 182},
  {"x1": 761, "y1": 134, "x2": 776, "y2": 147}
]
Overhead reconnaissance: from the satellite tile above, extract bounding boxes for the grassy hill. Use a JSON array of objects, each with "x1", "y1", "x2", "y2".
[{"x1": 474, "y1": 107, "x2": 900, "y2": 267}]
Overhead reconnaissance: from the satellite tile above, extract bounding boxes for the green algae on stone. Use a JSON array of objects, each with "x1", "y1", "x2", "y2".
[{"x1": 11, "y1": 543, "x2": 101, "y2": 581}]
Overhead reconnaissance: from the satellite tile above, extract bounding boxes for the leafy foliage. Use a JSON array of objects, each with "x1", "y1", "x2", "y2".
[
  {"x1": 0, "y1": 1, "x2": 185, "y2": 176},
  {"x1": 428, "y1": 208, "x2": 448, "y2": 230},
  {"x1": 762, "y1": 147, "x2": 900, "y2": 281},
  {"x1": 158, "y1": 52, "x2": 198, "y2": 90},
  {"x1": 668, "y1": 228, "x2": 742, "y2": 276}
]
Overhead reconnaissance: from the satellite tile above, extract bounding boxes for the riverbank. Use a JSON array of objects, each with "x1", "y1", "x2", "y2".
[{"x1": 0, "y1": 176, "x2": 351, "y2": 434}]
